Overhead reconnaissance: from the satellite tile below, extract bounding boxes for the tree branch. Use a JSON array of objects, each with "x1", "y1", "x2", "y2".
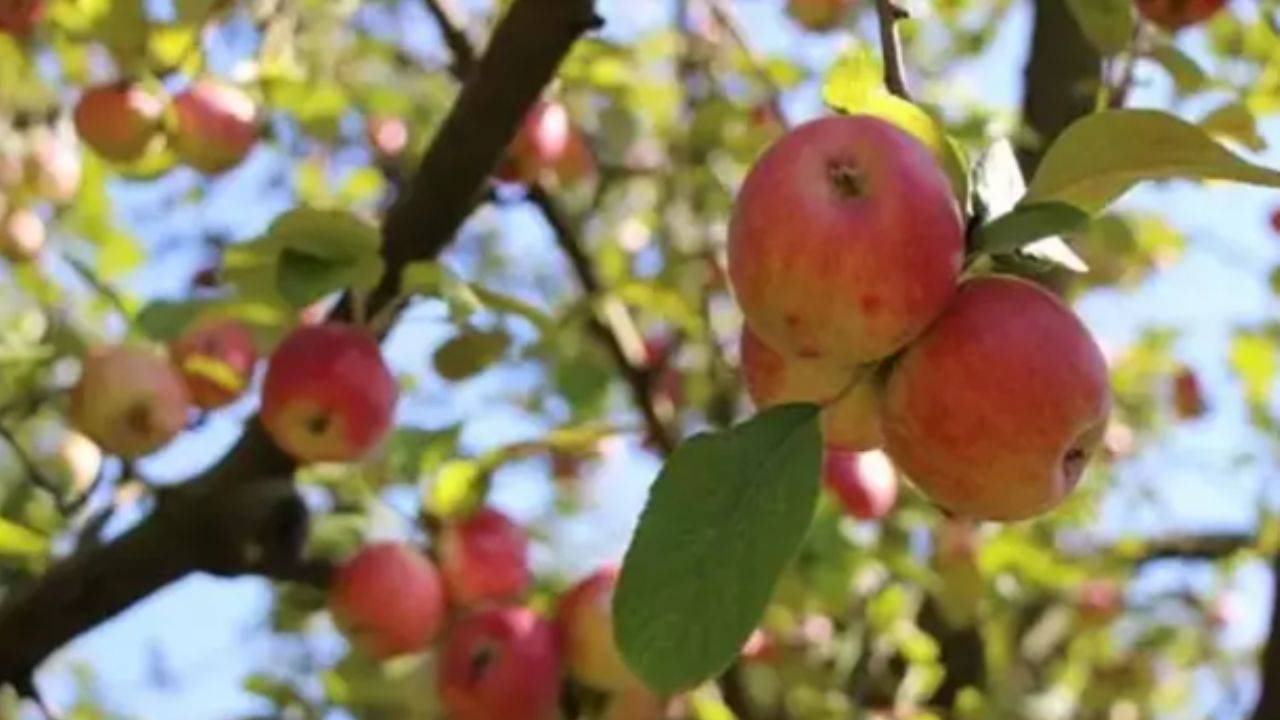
[
  {"x1": 873, "y1": 0, "x2": 912, "y2": 100},
  {"x1": 1251, "y1": 552, "x2": 1280, "y2": 720},
  {"x1": 0, "y1": 0, "x2": 600, "y2": 689},
  {"x1": 421, "y1": 0, "x2": 476, "y2": 78}
]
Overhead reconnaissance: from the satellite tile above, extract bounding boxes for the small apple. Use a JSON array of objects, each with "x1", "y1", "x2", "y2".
[
  {"x1": 882, "y1": 275, "x2": 1111, "y2": 521},
  {"x1": 740, "y1": 327, "x2": 882, "y2": 451},
  {"x1": 1171, "y1": 365, "x2": 1207, "y2": 420},
  {"x1": 26, "y1": 127, "x2": 81, "y2": 204},
  {"x1": 823, "y1": 448, "x2": 898, "y2": 520},
  {"x1": 0, "y1": 206, "x2": 45, "y2": 263},
  {"x1": 0, "y1": 0, "x2": 44, "y2": 38},
  {"x1": 69, "y1": 344, "x2": 191, "y2": 458},
  {"x1": 171, "y1": 79, "x2": 258, "y2": 174},
  {"x1": 786, "y1": 0, "x2": 852, "y2": 32},
  {"x1": 556, "y1": 565, "x2": 638, "y2": 691},
  {"x1": 1206, "y1": 592, "x2": 1237, "y2": 629},
  {"x1": 437, "y1": 607, "x2": 563, "y2": 720},
  {"x1": 552, "y1": 126, "x2": 596, "y2": 184},
  {"x1": 366, "y1": 114, "x2": 409, "y2": 159},
  {"x1": 260, "y1": 323, "x2": 398, "y2": 463},
  {"x1": 1077, "y1": 579, "x2": 1123, "y2": 623},
  {"x1": 729, "y1": 116, "x2": 964, "y2": 366},
  {"x1": 439, "y1": 507, "x2": 530, "y2": 607},
  {"x1": 73, "y1": 82, "x2": 165, "y2": 163},
  {"x1": 169, "y1": 317, "x2": 258, "y2": 410},
  {"x1": 329, "y1": 543, "x2": 446, "y2": 659},
  {"x1": 603, "y1": 685, "x2": 671, "y2": 720},
  {"x1": 740, "y1": 628, "x2": 777, "y2": 664},
  {"x1": 20, "y1": 418, "x2": 102, "y2": 493},
  {"x1": 1269, "y1": 208, "x2": 1280, "y2": 235},
  {"x1": 1136, "y1": 0, "x2": 1227, "y2": 31},
  {"x1": 495, "y1": 100, "x2": 570, "y2": 184}
]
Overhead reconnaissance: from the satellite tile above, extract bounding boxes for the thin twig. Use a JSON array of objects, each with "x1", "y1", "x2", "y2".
[
  {"x1": 1106, "y1": 22, "x2": 1145, "y2": 109},
  {"x1": 62, "y1": 255, "x2": 132, "y2": 321},
  {"x1": 0, "y1": 423, "x2": 71, "y2": 514},
  {"x1": 704, "y1": 0, "x2": 787, "y2": 114},
  {"x1": 873, "y1": 0, "x2": 912, "y2": 100},
  {"x1": 422, "y1": 0, "x2": 477, "y2": 76}
]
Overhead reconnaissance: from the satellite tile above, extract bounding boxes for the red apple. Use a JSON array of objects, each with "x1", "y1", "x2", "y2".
[
  {"x1": 740, "y1": 628, "x2": 777, "y2": 664},
  {"x1": 786, "y1": 0, "x2": 852, "y2": 32},
  {"x1": 740, "y1": 327, "x2": 882, "y2": 451},
  {"x1": 171, "y1": 79, "x2": 258, "y2": 174},
  {"x1": 1077, "y1": 579, "x2": 1123, "y2": 623},
  {"x1": 1269, "y1": 208, "x2": 1280, "y2": 234},
  {"x1": 823, "y1": 448, "x2": 898, "y2": 520},
  {"x1": 260, "y1": 323, "x2": 398, "y2": 463},
  {"x1": 1171, "y1": 365, "x2": 1207, "y2": 419},
  {"x1": 366, "y1": 114, "x2": 409, "y2": 159},
  {"x1": 69, "y1": 344, "x2": 191, "y2": 458},
  {"x1": 169, "y1": 317, "x2": 258, "y2": 410},
  {"x1": 728, "y1": 116, "x2": 964, "y2": 366},
  {"x1": 0, "y1": 206, "x2": 45, "y2": 262},
  {"x1": 0, "y1": 0, "x2": 44, "y2": 38},
  {"x1": 73, "y1": 82, "x2": 165, "y2": 163},
  {"x1": 557, "y1": 565, "x2": 639, "y2": 691},
  {"x1": 329, "y1": 543, "x2": 445, "y2": 659},
  {"x1": 552, "y1": 126, "x2": 596, "y2": 184},
  {"x1": 882, "y1": 275, "x2": 1111, "y2": 521},
  {"x1": 439, "y1": 507, "x2": 530, "y2": 607},
  {"x1": 1136, "y1": 0, "x2": 1227, "y2": 31},
  {"x1": 495, "y1": 100, "x2": 570, "y2": 184},
  {"x1": 438, "y1": 607, "x2": 562, "y2": 720},
  {"x1": 603, "y1": 685, "x2": 672, "y2": 720}
]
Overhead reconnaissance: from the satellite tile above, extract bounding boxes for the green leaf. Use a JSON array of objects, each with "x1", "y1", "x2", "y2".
[
  {"x1": 267, "y1": 208, "x2": 381, "y2": 260},
  {"x1": 1064, "y1": 0, "x2": 1136, "y2": 55},
  {"x1": 1147, "y1": 43, "x2": 1208, "y2": 95},
  {"x1": 400, "y1": 261, "x2": 484, "y2": 319},
  {"x1": 615, "y1": 404, "x2": 823, "y2": 694},
  {"x1": 276, "y1": 248, "x2": 383, "y2": 310},
  {"x1": 1024, "y1": 109, "x2": 1280, "y2": 213},
  {"x1": 423, "y1": 459, "x2": 488, "y2": 519},
  {"x1": 974, "y1": 202, "x2": 1091, "y2": 255},
  {"x1": 1199, "y1": 102, "x2": 1267, "y2": 152},
  {"x1": 0, "y1": 517, "x2": 48, "y2": 559},
  {"x1": 822, "y1": 48, "x2": 969, "y2": 202},
  {"x1": 432, "y1": 328, "x2": 511, "y2": 381}
]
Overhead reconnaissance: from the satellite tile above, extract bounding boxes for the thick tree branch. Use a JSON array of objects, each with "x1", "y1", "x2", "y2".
[
  {"x1": 0, "y1": 0, "x2": 599, "y2": 689},
  {"x1": 1251, "y1": 552, "x2": 1280, "y2": 720}
]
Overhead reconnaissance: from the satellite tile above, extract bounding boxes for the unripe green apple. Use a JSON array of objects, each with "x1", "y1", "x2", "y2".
[
  {"x1": 169, "y1": 317, "x2": 258, "y2": 410},
  {"x1": 329, "y1": 543, "x2": 445, "y2": 659},
  {"x1": 740, "y1": 327, "x2": 882, "y2": 450},
  {"x1": 439, "y1": 507, "x2": 530, "y2": 607},
  {"x1": 882, "y1": 275, "x2": 1111, "y2": 521},
  {"x1": 438, "y1": 607, "x2": 563, "y2": 720},
  {"x1": 260, "y1": 323, "x2": 398, "y2": 463},
  {"x1": 786, "y1": 0, "x2": 852, "y2": 31},
  {"x1": 74, "y1": 82, "x2": 165, "y2": 163},
  {"x1": 171, "y1": 80, "x2": 258, "y2": 174},
  {"x1": 0, "y1": 206, "x2": 45, "y2": 263},
  {"x1": 823, "y1": 448, "x2": 897, "y2": 520},
  {"x1": 556, "y1": 565, "x2": 638, "y2": 691},
  {"x1": 729, "y1": 116, "x2": 963, "y2": 366},
  {"x1": 69, "y1": 344, "x2": 191, "y2": 458}
]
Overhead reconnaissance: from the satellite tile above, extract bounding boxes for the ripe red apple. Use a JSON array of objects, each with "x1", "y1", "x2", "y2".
[
  {"x1": 495, "y1": 100, "x2": 570, "y2": 184},
  {"x1": 740, "y1": 327, "x2": 882, "y2": 450},
  {"x1": 260, "y1": 323, "x2": 398, "y2": 463},
  {"x1": 556, "y1": 565, "x2": 639, "y2": 691},
  {"x1": 329, "y1": 543, "x2": 445, "y2": 659},
  {"x1": 26, "y1": 127, "x2": 80, "y2": 204},
  {"x1": 73, "y1": 82, "x2": 165, "y2": 163},
  {"x1": 728, "y1": 116, "x2": 964, "y2": 366},
  {"x1": 169, "y1": 317, "x2": 258, "y2": 410},
  {"x1": 0, "y1": 0, "x2": 44, "y2": 38},
  {"x1": 366, "y1": 114, "x2": 409, "y2": 159},
  {"x1": 823, "y1": 448, "x2": 898, "y2": 520},
  {"x1": 552, "y1": 126, "x2": 596, "y2": 184},
  {"x1": 438, "y1": 607, "x2": 562, "y2": 720},
  {"x1": 69, "y1": 344, "x2": 191, "y2": 458},
  {"x1": 1077, "y1": 579, "x2": 1123, "y2": 623},
  {"x1": 882, "y1": 275, "x2": 1111, "y2": 521},
  {"x1": 786, "y1": 0, "x2": 852, "y2": 31},
  {"x1": 1171, "y1": 365, "x2": 1207, "y2": 419},
  {"x1": 1136, "y1": 0, "x2": 1227, "y2": 31},
  {"x1": 171, "y1": 80, "x2": 258, "y2": 174},
  {"x1": 0, "y1": 206, "x2": 45, "y2": 262},
  {"x1": 439, "y1": 507, "x2": 530, "y2": 607}
]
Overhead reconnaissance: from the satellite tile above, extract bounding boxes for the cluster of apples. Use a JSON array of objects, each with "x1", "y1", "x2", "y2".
[
  {"x1": 329, "y1": 532, "x2": 653, "y2": 720},
  {"x1": 0, "y1": 122, "x2": 80, "y2": 263},
  {"x1": 732, "y1": 115, "x2": 1112, "y2": 522}
]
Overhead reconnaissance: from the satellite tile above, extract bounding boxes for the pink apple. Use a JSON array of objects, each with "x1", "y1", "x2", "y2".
[
  {"x1": 0, "y1": 206, "x2": 45, "y2": 262},
  {"x1": 169, "y1": 317, "x2": 258, "y2": 410},
  {"x1": 329, "y1": 543, "x2": 446, "y2": 659},
  {"x1": 26, "y1": 127, "x2": 80, "y2": 204},
  {"x1": 438, "y1": 607, "x2": 562, "y2": 720},
  {"x1": 556, "y1": 565, "x2": 639, "y2": 691},
  {"x1": 729, "y1": 116, "x2": 963, "y2": 366},
  {"x1": 1077, "y1": 579, "x2": 1123, "y2": 623},
  {"x1": 73, "y1": 82, "x2": 165, "y2": 163},
  {"x1": 823, "y1": 448, "x2": 898, "y2": 520},
  {"x1": 495, "y1": 100, "x2": 570, "y2": 184},
  {"x1": 171, "y1": 79, "x2": 258, "y2": 174},
  {"x1": 260, "y1": 323, "x2": 398, "y2": 463},
  {"x1": 882, "y1": 275, "x2": 1111, "y2": 521},
  {"x1": 439, "y1": 507, "x2": 530, "y2": 607},
  {"x1": 366, "y1": 114, "x2": 409, "y2": 159},
  {"x1": 69, "y1": 344, "x2": 191, "y2": 458}
]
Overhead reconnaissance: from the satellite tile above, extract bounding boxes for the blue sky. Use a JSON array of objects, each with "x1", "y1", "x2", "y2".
[{"x1": 18, "y1": 0, "x2": 1280, "y2": 717}]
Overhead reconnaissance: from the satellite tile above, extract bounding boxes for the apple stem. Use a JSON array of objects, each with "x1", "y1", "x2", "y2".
[{"x1": 874, "y1": 0, "x2": 912, "y2": 100}]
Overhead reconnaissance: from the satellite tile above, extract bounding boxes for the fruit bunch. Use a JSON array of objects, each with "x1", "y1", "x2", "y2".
[{"x1": 731, "y1": 115, "x2": 1111, "y2": 522}]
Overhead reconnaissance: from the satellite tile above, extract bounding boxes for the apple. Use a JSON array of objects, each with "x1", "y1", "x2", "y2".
[
  {"x1": 0, "y1": 0, "x2": 43, "y2": 38},
  {"x1": 439, "y1": 507, "x2": 530, "y2": 607},
  {"x1": 366, "y1": 114, "x2": 409, "y2": 159},
  {"x1": 437, "y1": 607, "x2": 562, "y2": 720},
  {"x1": 740, "y1": 628, "x2": 777, "y2": 664},
  {"x1": 728, "y1": 115, "x2": 964, "y2": 366},
  {"x1": 26, "y1": 127, "x2": 80, "y2": 204},
  {"x1": 552, "y1": 125, "x2": 596, "y2": 184},
  {"x1": 786, "y1": 0, "x2": 852, "y2": 32},
  {"x1": 1270, "y1": 207, "x2": 1280, "y2": 234},
  {"x1": 171, "y1": 79, "x2": 258, "y2": 174},
  {"x1": 1136, "y1": 0, "x2": 1227, "y2": 31},
  {"x1": 260, "y1": 323, "x2": 398, "y2": 463},
  {"x1": 329, "y1": 543, "x2": 445, "y2": 659},
  {"x1": 603, "y1": 685, "x2": 671, "y2": 720},
  {"x1": 69, "y1": 344, "x2": 191, "y2": 458},
  {"x1": 20, "y1": 418, "x2": 102, "y2": 493},
  {"x1": 73, "y1": 82, "x2": 164, "y2": 163},
  {"x1": 882, "y1": 275, "x2": 1111, "y2": 521},
  {"x1": 823, "y1": 448, "x2": 897, "y2": 520},
  {"x1": 1077, "y1": 579, "x2": 1123, "y2": 623},
  {"x1": 495, "y1": 100, "x2": 570, "y2": 184},
  {"x1": 1171, "y1": 365, "x2": 1207, "y2": 420},
  {"x1": 169, "y1": 317, "x2": 258, "y2": 410},
  {"x1": 740, "y1": 327, "x2": 882, "y2": 451},
  {"x1": 0, "y1": 206, "x2": 45, "y2": 262},
  {"x1": 556, "y1": 565, "x2": 639, "y2": 691}
]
